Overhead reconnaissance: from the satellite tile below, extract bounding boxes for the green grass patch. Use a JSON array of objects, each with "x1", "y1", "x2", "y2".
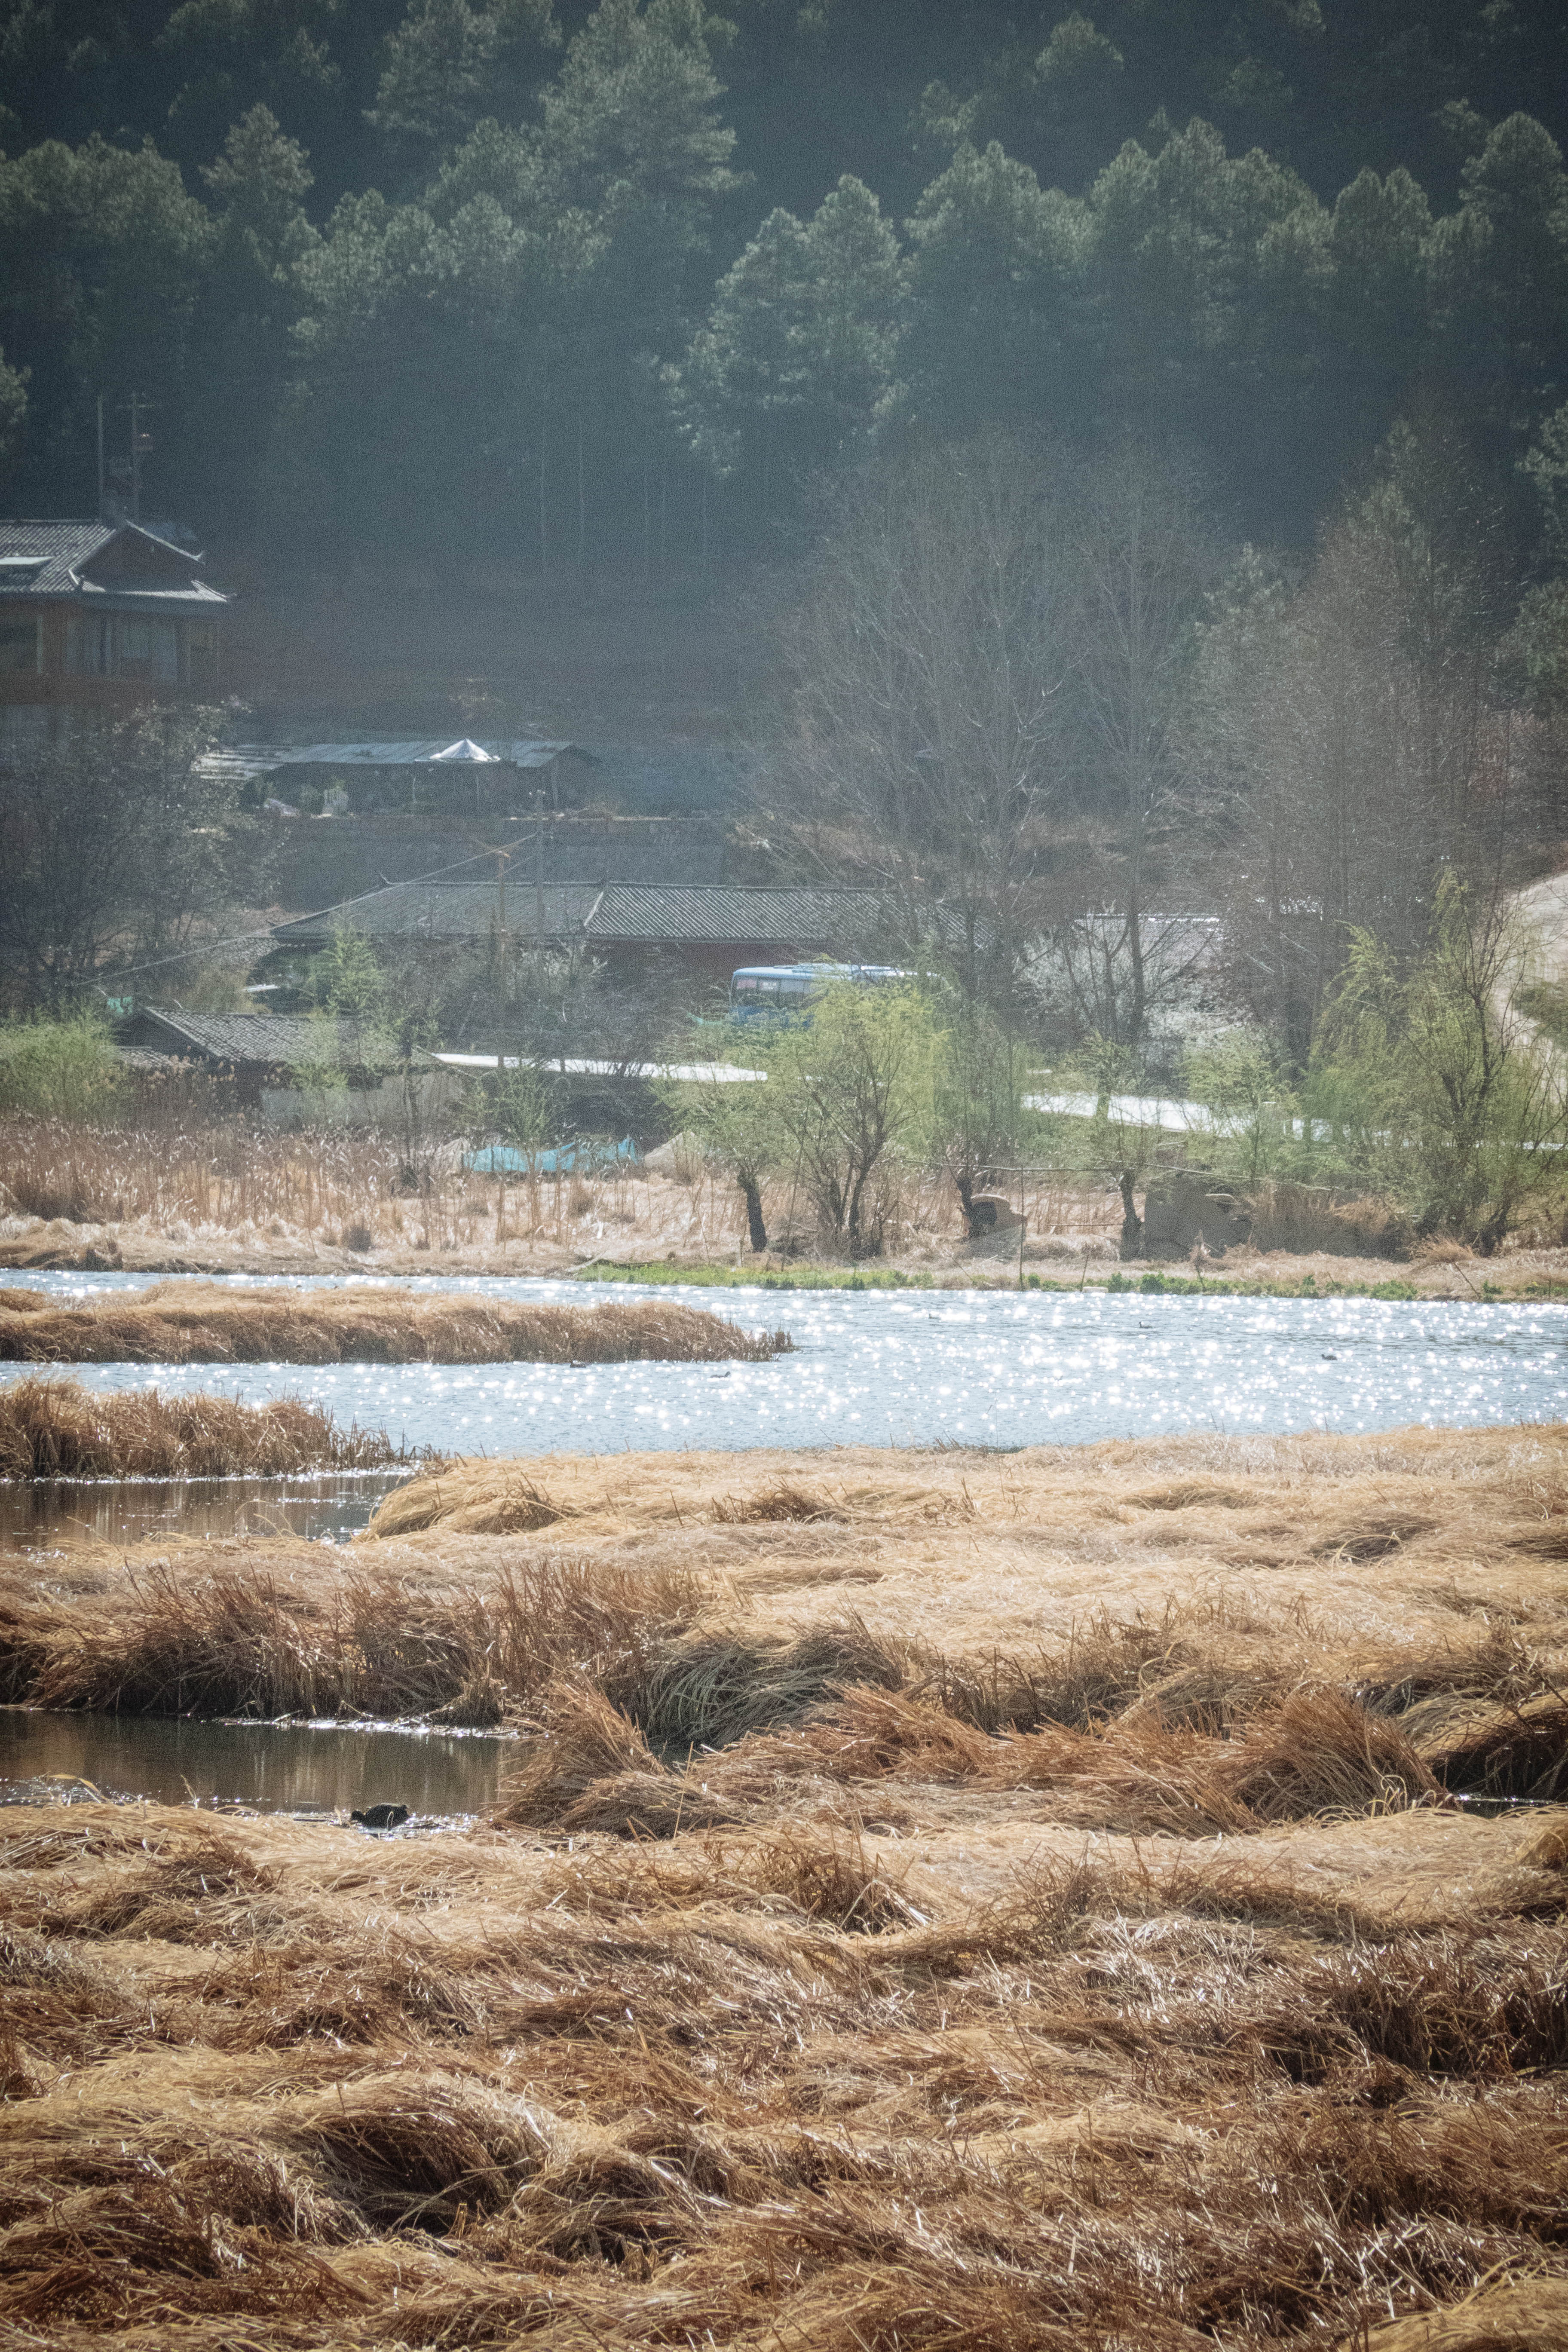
[
  {"x1": 1088, "y1": 1271, "x2": 1437, "y2": 1299},
  {"x1": 1097, "y1": 1269, "x2": 1421, "y2": 1299},
  {"x1": 576, "y1": 1259, "x2": 1526, "y2": 1304},
  {"x1": 573, "y1": 1260, "x2": 937, "y2": 1292}
]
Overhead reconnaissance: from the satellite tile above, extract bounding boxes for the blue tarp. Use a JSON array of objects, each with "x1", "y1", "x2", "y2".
[{"x1": 464, "y1": 1136, "x2": 638, "y2": 1176}]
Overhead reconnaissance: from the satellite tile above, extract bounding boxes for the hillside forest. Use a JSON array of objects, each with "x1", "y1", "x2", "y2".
[
  {"x1": 6, "y1": 3, "x2": 1568, "y2": 1255},
  {"x1": 1, "y1": 0, "x2": 1567, "y2": 570}
]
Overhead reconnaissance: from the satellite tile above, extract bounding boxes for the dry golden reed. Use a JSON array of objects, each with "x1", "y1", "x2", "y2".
[
  {"x1": 0, "y1": 1281, "x2": 790, "y2": 1365},
  {"x1": 0, "y1": 1375, "x2": 397, "y2": 1481},
  {"x1": 0, "y1": 1109, "x2": 1122, "y2": 1268},
  {"x1": 2, "y1": 1425, "x2": 1568, "y2": 2347}
]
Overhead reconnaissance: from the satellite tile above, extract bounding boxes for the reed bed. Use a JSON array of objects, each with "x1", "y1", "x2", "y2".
[
  {"x1": 0, "y1": 1376, "x2": 399, "y2": 1482},
  {"x1": 0, "y1": 1282, "x2": 790, "y2": 1366},
  {"x1": 0, "y1": 1112, "x2": 413, "y2": 1234},
  {"x1": 0, "y1": 1111, "x2": 1121, "y2": 1271},
  {"x1": 3, "y1": 1427, "x2": 1568, "y2": 2346}
]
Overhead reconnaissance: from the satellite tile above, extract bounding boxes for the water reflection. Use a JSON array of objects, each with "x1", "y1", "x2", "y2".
[
  {"x1": 0, "y1": 1709, "x2": 513, "y2": 1817},
  {"x1": 0, "y1": 1470, "x2": 409, "y2": 1554}
]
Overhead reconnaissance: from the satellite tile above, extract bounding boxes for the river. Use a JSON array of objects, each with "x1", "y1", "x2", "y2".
[{"x1": 3, "y1": 1269, "x2": 1567, "y2": 1455}]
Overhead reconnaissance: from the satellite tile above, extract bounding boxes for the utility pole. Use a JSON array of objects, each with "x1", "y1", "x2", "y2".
[
  {"x1": 96, "y1": 394, "x2": 104, "y2": 521},
  {"x1": 125, "y1": 392, "x2": 154, "y2": 524},
  {"x1": 488, "y1": 845, "x2": 510, "y2": 1036},
  {"x1": 535, "y1": 788, "x2": 545, "y2": 950},
  {"x1": 479, "y1": 841, "x2": 514, "y2": 1050}
]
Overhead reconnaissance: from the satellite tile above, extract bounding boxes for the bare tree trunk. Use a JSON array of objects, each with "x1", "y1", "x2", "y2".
[
  {"x1": 1118, "y1": 1168, "x2": 1142, "y2": 1256},
  {"x1": 741, "y1": 1176, "x2": 767, "y2": 1253}
]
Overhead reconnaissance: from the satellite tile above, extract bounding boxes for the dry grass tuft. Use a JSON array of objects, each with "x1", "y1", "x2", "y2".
[
  {"x1": 5, "y1": 1428, "x2": 1568, "y2": 2346},
  {"x1": 738, "y1": 1825, "x2": 923, "y2": 1931},
  {"x1": 51, "y1": 1829, "x2": 278, "y2": 1942},
  {"x1": 0, "y1": 1375, "x2": 398, "y2": 1481},
  {"x1": 710, "y1": 1481, "x2": 846, "y2": 1525},
  {"x1": 365, "y1": 1467, "x2": 564, "y2": 1540},
  {"x1": 1346, "y1": 2278, "x2": 1568, "y2": 2350},
  {"x1": 0, "y1": 1547, "x2": 704, "y2": 1719},
  {"x1": 630, "y1": 1618, "x2": 909, "y2": 1753},
  {"x1": 1314, "y1": 1510, "x2": 1438, "y2": 1560},
  {"x1": 1420, "y1": 1696, "x2": 1568, "y2": 1801},
  {"x1": 1247, "y1": 1177, "x2": 1413, "y2": 1257},
  {"x1": 0, "y1": 1282, "x2": 790, "y2": 1368},
  {"x1": 1514, "y1": 1809, "x2": 1568, "y2": 1868},
  {"x1": 293, "y1": 2070, "x2": 549, "y2": 2226},
  {"x1": 1216, "y1": 1687, "x2": 1442, "y2": 1819},
  {"x1": 494, "y1": 1676, "x2": 669, "y2": 1826}
]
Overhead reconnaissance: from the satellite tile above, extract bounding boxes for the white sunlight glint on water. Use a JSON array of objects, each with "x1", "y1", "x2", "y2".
[{"x1": 3, "y1": 1269, "x2": 1568, "y2": 1455}]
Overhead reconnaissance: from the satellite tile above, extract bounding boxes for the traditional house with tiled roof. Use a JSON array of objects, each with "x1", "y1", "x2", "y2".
[
  {"x1": 113, "y1": 1010, "x2": 381, "y2": 1099},
  {"x1": 112, "y1": 1007, "x2": 459, "y2": 1127},
  {"x1": 0, "y1": 520, "x2": 227, "y2": 759},
  {"x1": 272, "y1": 881, "x2": 898, "y2": 982}
]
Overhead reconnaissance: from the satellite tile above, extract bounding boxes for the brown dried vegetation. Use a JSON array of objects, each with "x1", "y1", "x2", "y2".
[
  {"x1": 4, "y1": 1426, "x2": 1568, "y2": 2344},
  {"x1": 0, "y1": 1375, "x2": 398, "y2": 1480},
  {"x1": 0, "y1": 1281, "x2": 789, "y2": 1366}
]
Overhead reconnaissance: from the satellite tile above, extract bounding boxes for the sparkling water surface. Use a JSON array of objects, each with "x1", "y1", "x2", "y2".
[{"x1": 4, "y1": 1268, "x2": 1568, "y2": 1455}]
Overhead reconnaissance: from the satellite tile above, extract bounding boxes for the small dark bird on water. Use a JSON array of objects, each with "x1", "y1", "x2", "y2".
[{"x1": 351, "y1": 1803, "x2": 409, "y2": 1830}]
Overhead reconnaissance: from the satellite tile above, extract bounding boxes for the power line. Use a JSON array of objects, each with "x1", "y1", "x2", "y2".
[{"x1": 98, "y1": 843, "x2": 509, "y2": 985}]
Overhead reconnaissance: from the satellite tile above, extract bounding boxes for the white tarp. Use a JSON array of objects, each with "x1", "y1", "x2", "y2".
[
  {"x1": 436, "y1": 1053, "x2": 766, "y2": 1084},
  {"x1": 1024, "y1": 1090, "x2": 1228, "y2": 1134}
]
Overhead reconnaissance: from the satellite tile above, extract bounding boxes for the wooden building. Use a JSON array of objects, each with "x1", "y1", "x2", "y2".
[
  {"x1": 112, "y1": 1007, "x2": 456, "y2": 1127},
  {"x1": 0, "y1": 521, "x2": 227, "y2": 759},
  {"x1": 271, "y1": 882, "x2": 896, "y2": 986}
]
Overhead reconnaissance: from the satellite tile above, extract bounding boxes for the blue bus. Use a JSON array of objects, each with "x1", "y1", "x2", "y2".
[{"x1": 728, "y1": 962, "x2": 910, "y2": 1025}]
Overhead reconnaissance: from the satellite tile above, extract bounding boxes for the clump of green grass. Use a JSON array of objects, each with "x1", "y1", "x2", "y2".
[
  {"x1": 575, "y1": 1259, "x2": 935, "y2": 1290},
  {"x1": 1100, "y1": 1269, "x2": 1421, "y2": 1300}
]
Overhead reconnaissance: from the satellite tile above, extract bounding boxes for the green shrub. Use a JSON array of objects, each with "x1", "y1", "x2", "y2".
[
  {"x1": 0, "y1": 1013, "x2": 128, "y2": 1122},
  {"x1": 1305, "y1": 879, "x2": 1568, "y2": 1254}
]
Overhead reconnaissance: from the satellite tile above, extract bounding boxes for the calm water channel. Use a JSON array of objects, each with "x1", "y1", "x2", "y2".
[
  {"x1": 0, "y1": 1468, "x2": 407, "y2": 1553},
  {"x1": 0, "y1": 1709, "x2": 513, "y2": 1818},
  {"x1": 4, "y1": 1268, "x2": 1568, "y2": 1455}
]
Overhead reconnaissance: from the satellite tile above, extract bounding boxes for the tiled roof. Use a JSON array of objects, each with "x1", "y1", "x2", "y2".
[
  {"x1": 270, "y1": 881, "x2": 891, "y2": 952},
  {"x1": 118, "y1": 1010, "x2": 385, "y2": 1067},
  {"x1": 584, "y1": 884, "x2": 886, "y2": 946},
  {"x1": 224, "y1": 739, "x2": 583, "y2": 774},
  {"x1": 272, "y1": 882, "x2": 603, "y2": 944},
  {"x1": 0, "y1": 521, "x2": 116, "y2": 594},
  {"x1": 0, "y1": 519, "x2": 224, "y2": 606}
]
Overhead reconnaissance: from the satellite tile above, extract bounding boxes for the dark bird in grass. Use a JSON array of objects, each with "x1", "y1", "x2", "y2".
[{"x1": 351, "y1": 1803, "x2": 409, "y2": 1830}]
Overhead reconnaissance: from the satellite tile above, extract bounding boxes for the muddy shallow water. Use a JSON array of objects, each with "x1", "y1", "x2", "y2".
[
  {"x1": 0, "y1": 1708, "x2": 514, "y2": 1817},
  {"x1": 4, "y1": 1269, "x2": 1568, "y2": 1453},
  {"x1": 0, "y1": 1468, "x2": 409, "y2": 1553}
]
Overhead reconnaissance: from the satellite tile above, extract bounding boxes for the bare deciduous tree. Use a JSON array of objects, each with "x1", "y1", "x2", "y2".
[
  {"x1": 764, "y1": 429, "x2": 1072, "y2": 1001},
  {"x1": 1193, "y1": 423, "x2": 1526, "y2": 1067},
  {"x1": 0, "y1": 710, "x2": 252, "y2": 1011},
  {"x1": 1061, "y1": 439, "x2": 1212, "y2": 1046}
]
